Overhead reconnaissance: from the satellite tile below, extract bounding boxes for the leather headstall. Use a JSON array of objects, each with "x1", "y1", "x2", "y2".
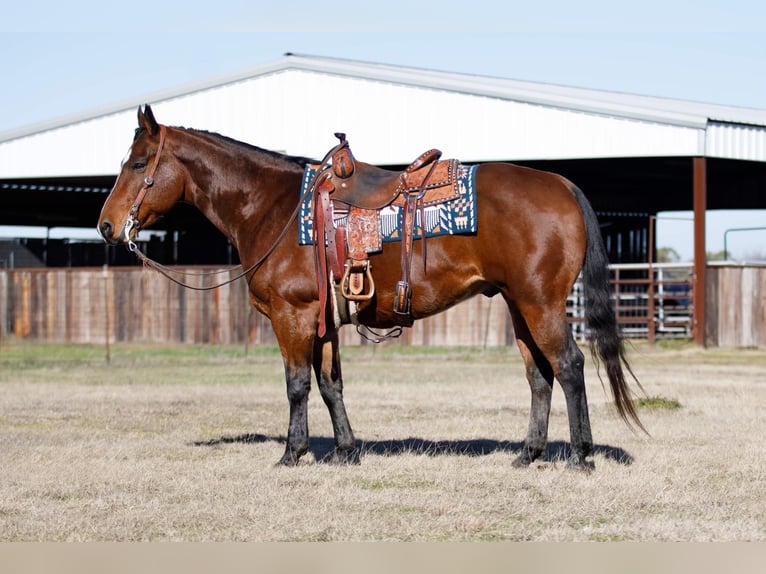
[{"x1": 124, "y1": 124, "x2": 167, "y2": 244}]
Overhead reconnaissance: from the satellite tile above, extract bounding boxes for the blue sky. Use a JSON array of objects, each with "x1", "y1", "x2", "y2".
[
  {"x1": 2, "y1": 0, "x2": 765, "y2": 258},
  {"x1": 3, "y1": 0, "x2": 766, "y2": 132}
]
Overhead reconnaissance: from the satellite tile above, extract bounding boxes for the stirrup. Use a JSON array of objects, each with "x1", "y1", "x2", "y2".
[{"x1": 341, "y1": 259, "x2": 375, "y2": 302}]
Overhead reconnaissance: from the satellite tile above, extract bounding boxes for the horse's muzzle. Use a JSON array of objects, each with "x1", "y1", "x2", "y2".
[{"x1": 98, "y1": 219, "x2": 123, "y2": 245}]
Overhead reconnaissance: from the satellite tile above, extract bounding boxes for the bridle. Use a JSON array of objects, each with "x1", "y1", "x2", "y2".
[
  {"x1": 120, "y1": 122, "x2": 266, "y2": 290},
  {"x1": 124, "y1": 125, "x2": 167, "y2": 252},
  {"x1": 119, "y1": 124, "x2": 344, "y2": 292}
]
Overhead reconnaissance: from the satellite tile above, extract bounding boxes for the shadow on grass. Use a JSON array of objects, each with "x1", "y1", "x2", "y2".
[{"x1": 193, "y1": 434, "x2": 634, "y2": 465}]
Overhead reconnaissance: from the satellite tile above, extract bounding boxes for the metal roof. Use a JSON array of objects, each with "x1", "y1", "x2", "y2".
[
  {"x1": 4, "y1": 53, "x2": 766, "y2": 143},
  {"x1": 1, "y1": 53, "x2": 766, "y2": 179}
]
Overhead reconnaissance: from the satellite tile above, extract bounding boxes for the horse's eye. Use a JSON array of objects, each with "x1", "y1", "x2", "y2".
[{"x1": 131, "y1": 161, "x2": 146, "y2": 171}]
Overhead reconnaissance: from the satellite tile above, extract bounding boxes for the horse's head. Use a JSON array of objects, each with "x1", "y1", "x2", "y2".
[{"x1": 98, "y1": 104, "x2": 185, "y2": 245}]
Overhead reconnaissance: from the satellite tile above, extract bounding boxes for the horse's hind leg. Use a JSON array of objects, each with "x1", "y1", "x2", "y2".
[
  {"x1": 313, "y1": 331, "x2": 358, "y2": 463},
  {"x1": 510, "y1": 303, "x2": 594, "y2": 470},
  {"x1": 557, "y1": 334, "x2": 594, "y2": 469},
  {"x1": 513, "y1": 341, "x2": 554, "y2": 467},
  {"x1": 509, "y1": 307, "x2": 554, "y2": 467}
]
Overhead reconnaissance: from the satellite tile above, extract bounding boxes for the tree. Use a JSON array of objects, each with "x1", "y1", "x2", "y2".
[
  {"x1": 657, "y1": 246, "x2": 681, "y2": 263},
  {"x1": 706, "y1": 250, "x2": 727, "y2": 262}
]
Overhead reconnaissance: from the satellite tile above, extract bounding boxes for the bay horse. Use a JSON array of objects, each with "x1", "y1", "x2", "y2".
[{"x1": 98, "y1": 104, "x2": 644, "y2": 470}]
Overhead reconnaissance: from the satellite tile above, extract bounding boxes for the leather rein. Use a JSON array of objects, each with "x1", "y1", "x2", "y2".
[{"x1": 123, "y1": 125, "x2": 342, "y2": 292}]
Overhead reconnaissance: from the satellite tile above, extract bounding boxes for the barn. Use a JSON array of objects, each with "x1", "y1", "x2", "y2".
[{"x1": 1, "y1": 53, "x2": 765, "y2": 346}]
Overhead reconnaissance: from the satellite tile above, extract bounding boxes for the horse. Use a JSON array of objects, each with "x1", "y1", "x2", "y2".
[{"x1": 97, "y1": 104, "x2": 644, "y2": 470}]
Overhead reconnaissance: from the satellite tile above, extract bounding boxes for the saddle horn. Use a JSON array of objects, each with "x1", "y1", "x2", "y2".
[{"x1": 332, "y1": 132, "x2": 355, "y2": 178}]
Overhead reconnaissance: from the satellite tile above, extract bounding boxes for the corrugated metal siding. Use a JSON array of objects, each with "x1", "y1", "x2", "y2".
[
  {"x1": 706, "y1": 121, "x2": 766, "y2": 161},
  {"x1": 0, "y1": 113, "x2": 136, "y2": 178},
  {"x1": 0, "y1": 69, "x2": 705, "y2": 179},
  {"x1": 157, "y1": 69, "x2": 703, "y2": 162}
]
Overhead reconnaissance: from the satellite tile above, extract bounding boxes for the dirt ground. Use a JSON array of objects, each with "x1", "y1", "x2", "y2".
[{"x1": 0, "y1": 342, "x2": 764, "y2": 541}]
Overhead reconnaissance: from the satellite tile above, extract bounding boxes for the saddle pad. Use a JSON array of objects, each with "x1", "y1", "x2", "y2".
[{"x1": 298, "y1": 164, "x2": 478, "y2": 245}]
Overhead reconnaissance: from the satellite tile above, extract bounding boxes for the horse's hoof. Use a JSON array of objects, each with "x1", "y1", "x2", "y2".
[
  {"x1": 512, "y1": 447, "x2": 543, "y2": 468},
  {"x1": 566, "y1": 455, "x2": 595, "y2": 472},
  {"x1": 324, "y1": 447, "x2": 361, "y2": 465},
  {"x1": 277, "y1": 449, "x2": 304, "y2": 466},
  {"x1": 512, "y1": 455, "x2": 532, "y2": 468}
]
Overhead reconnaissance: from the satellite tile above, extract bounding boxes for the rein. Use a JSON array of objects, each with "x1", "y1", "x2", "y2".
[
  {"x1": 124, "y1": 127, "x2": 344, "y2": 292},
  {"x1": 128, "y1": 213, "x2": 297, "y2": 291}
]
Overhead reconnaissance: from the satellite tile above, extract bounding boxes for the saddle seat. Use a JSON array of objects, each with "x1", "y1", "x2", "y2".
[{"x1": 324, "y1": 134, "x2": 457, "y2": 210}]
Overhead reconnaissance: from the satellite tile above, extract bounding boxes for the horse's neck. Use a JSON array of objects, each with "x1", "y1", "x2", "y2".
[{"x1": 179, "y1": 131, "x2": 303, "y2": 250}]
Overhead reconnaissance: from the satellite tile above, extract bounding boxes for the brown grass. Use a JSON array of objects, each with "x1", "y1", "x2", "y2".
[{"x1": 0, "y1": 342, "x2": 764, "y2": 541}]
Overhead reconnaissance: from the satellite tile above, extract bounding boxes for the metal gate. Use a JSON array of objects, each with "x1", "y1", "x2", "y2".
[{"x1": 568, "y1": 263, "x2": 694, "y2": 342}]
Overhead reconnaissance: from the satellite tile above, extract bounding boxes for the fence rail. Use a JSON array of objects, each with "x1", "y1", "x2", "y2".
[
  {"x1": 568, "y1": 263, "x2": 693, "y2": 343},
  {"x1": 1, "y1": 262, "x2": 761, "y2": 347}
]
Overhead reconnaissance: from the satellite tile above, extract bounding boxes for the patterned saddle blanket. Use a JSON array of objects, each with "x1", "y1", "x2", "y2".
[{"x1": 298, "y1": 163, "x2": 478, "y2": 247}]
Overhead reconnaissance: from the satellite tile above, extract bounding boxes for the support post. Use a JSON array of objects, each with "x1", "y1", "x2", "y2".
[
  {"x1": 102, "y1": 264, "x2": 111, "y2": 364},
  {"x1": 647, "y1": 215, "x2": 656, "y2": 343},
  {"x1": 693, "y1": 157, "x2": 707, "y2": 346}
]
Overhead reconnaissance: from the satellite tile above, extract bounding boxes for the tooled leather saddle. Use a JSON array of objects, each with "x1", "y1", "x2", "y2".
[{"x1": 310, "y1": 133, "x2": 460, "y2": 337}]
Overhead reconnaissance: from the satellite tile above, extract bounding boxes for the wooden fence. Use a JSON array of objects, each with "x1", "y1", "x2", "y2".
[
  {"x1": 0, "y1": 263, "x2": 762, "y2": 347},
  {"x1": 705, "y1": 263, "x2": 766, "y2": 347},
  {"x1": 0, "y1": 266, "x2": 513, "y2": 347}
]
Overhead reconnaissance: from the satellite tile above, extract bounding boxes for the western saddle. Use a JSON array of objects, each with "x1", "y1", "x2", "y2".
[{"x1": 310, "y1": 133, "x2": 459, "y2": 337}]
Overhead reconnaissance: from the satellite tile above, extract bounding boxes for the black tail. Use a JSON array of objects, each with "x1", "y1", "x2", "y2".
[{"x1": 571, "y1": 185, "x2": 647, "y2": 433}]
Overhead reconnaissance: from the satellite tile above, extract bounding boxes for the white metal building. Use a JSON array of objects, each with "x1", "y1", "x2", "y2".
[{"x1": 2, "y1": 53, "x2": 766, "y2": 178}]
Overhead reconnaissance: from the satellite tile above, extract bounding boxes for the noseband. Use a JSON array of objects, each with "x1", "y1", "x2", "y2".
[{"x1": 124, "y1": 124, "x2": 167, "y2": 249}]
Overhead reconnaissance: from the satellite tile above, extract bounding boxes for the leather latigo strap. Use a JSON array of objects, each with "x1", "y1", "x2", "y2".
[
  {"x1": 312, "y1": 179, "x2": 330, "y2": 338},
  {"x1": 313, "y1": 173, "x2": 347, "y2": 337}
]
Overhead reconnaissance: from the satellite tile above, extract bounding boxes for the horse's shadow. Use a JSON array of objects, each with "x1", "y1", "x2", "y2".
[{"x1": 193, "y1": 434, "x2": 634, "y2": 465}]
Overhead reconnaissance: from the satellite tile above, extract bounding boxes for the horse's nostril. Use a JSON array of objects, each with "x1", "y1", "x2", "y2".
[{"x1": 99, "y1": 220, "x2": 113, "y2": 240}]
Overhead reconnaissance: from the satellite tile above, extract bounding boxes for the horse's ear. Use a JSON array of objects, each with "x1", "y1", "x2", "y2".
[{"x1": 137, "y1": 104, "x2": 159, "y2": 136}]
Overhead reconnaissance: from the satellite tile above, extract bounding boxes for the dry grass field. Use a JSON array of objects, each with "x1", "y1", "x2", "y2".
[{"x1": 0, "y1": 341, "x2": 764, "y2": 541}]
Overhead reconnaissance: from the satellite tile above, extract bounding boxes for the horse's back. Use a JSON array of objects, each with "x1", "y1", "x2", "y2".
[{"x1": 476, "y1": 162, "x2": 583, "y2": 222}]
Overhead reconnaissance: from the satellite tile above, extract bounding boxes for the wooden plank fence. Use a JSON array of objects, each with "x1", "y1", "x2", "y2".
[
  {"x1": 705, "y1": 263, "x2": 766, "y2": 347},
  {"x1": 0, "y1": 266, "x2": 513, "y2": 347},
  {"x1": 0, "y1": 263, "x2": 762, "y2": 347}
]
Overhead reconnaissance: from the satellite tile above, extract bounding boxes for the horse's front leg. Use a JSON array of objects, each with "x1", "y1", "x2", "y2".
[
  {"x1": 313, "y1": 330, "x2": 358, "y2": 463},
  {"x1": 279, "y1": 356, "x2": 312, "y2": 466},
  {"x1": 269, "y1": 302, "x2": 317, "y2": 466}
]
